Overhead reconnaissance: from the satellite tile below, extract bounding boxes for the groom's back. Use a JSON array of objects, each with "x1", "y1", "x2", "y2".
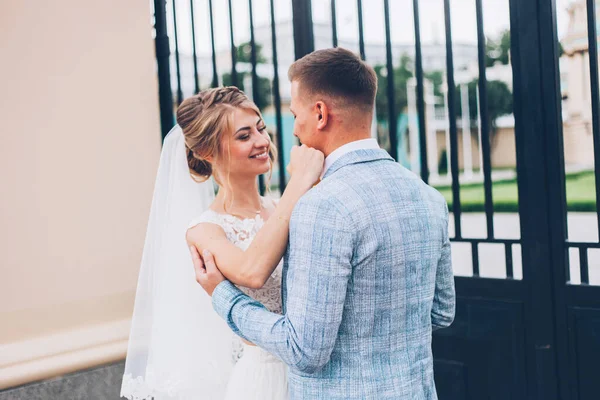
[{"x1": 293, "y1": 150, "x2": 452, "y2": 400}]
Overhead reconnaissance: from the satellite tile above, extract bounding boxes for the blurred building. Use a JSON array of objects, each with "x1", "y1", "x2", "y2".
[
  {"x1": 560, "y1": 0, "x2": 598, "y2": 167},
  {"x1": 170, "y1": 20, "x2": 478, "y2": 101}
]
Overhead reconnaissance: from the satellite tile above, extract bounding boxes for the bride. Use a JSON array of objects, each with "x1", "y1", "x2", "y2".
[{"x1": 121, "y1": 86, "x2": 323, "y2": 399}]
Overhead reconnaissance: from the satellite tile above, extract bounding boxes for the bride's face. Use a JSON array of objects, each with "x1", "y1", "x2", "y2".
[{"x1": 215, "y1": 107, "x2": 271, "y2": 179}]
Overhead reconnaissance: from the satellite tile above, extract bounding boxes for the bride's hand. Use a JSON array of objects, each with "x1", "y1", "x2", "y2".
[
  {"x1": 191, "y1": 247, "x2": 226, "y2": 296},
  {"x1": 286, "y1": 145, "x2": 324, "y2": 190}
]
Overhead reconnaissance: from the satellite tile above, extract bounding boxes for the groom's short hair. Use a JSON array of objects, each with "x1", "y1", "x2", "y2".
[{"x1": 288, "y1": 47, "x2": 377, "y2": 109}]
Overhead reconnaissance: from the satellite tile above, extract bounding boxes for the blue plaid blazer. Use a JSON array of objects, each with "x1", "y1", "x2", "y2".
[{"x1": 213, "y1": 148, "x2": 455, "y2": 399}]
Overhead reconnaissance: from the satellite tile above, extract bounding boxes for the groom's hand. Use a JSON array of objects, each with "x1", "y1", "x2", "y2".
[{"x1": 191, "y1": 247, "x2": 226, "y2": 296}]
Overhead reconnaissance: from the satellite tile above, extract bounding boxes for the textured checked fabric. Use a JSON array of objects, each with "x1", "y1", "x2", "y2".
[{"x1": 213, "y1": 148, "x2": 455, "y2": 399}]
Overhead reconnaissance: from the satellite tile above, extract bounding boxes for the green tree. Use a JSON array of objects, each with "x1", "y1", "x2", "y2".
[
  {"x1": 486, "y1": 30, "x2": 510, "y2": 67},
  {"x1": 424, "y1": 70, "x2": 444, "y2": 97},
  {"x1": 375, "y1": 53, "x2": 414, "y2": 120},
  {"x1": 222, "y1": 41, "x2": 271, "y2": 107},
  {"x1": 375, "y1": 55, "x2": 446, "y2": 121},
  {"x1": 236, "y1": 41, "x2": 268, "y2": 64},
  {"x1": 456, "y1": 79, "x2": 513, "y2": 135}
]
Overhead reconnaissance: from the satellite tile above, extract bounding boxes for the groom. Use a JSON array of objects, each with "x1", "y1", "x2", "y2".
[{"x1": 194, "y1": 47, "x2": 455, "y2": 399}]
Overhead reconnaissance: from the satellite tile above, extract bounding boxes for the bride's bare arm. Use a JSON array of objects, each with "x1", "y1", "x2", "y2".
[
  {"x1": 186, "y1": 146, "x2": 323, "y2": 289},
  {"x1": 186, "y1": 180, "x2": 307, "y2": 288}
]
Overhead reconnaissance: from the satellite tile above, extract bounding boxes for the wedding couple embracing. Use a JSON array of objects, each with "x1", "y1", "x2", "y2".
[{"x1": 120, "y1": 47, "x2": 455, "y2": 400}]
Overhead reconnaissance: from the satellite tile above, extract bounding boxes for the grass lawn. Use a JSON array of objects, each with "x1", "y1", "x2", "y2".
[{"x1": 434, "y1": 171, "x2": 597, "y2": 212}]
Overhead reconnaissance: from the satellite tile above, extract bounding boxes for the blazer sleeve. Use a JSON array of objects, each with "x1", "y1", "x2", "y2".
[
  {"x1": 212, "y1": 195, "x2": 353, "y2": 373},
  {"x1": 431, "y1": 203, "x2": 456, "y2": 331}
]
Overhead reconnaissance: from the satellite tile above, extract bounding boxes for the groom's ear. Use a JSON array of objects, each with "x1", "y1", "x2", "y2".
[{"x1": 315, "y1": 101, "x2": 329, "y2": 130}]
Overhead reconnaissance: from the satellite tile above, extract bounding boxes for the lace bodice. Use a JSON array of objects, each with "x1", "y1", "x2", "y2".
[
  {"x1": 188, "y1": 209, "x2": 283, "y2": 315},
  {"x1": 189, "y1": 207, "x2": 284, "y2": 363}
]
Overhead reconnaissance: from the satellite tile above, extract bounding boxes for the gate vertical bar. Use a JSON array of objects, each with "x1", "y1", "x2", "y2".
[
  {"x1": 270, "y1": 0, "x2": 286, "y2": 192},
  {"x1": 292, "y1": 0, "x2": 314, "y2": 60},
  {"x1": 580, "y1": 247, "x2": 590, "y2": 284},
  {"x1": 331, "y1": 0, "x2": 338, "y2": 48},
  {"x1": 413, "y1": 0, "x2": 428, "y2": 183},
  {"x1": 357, "y1": 0, "x2": 366, "y2": 61},
  {"x1": 585, "y1": 0, "x2": 600, "y2": 240},
  {"x1": 248, "y1": 0, "x2": 260, "y2": 109},
  {"x1": 189, "y1": 0, "x2": 200, "y2": 94},
  {"x1": 475, "y1": 0, "x2": 495, "y2": 239},
  {"x1": 248, "y1": 0, "x2": 266, "y2": 195},
  {"x1": 172, "y1": 0, "x2": 183, "y2": 105},
  {"x1": 505, "y1": 244, "x2": 514, "y2": 279},
  {"x1": 534, "y1": 0, "x2": 570, "y2": 397},
  {"x1": 443, "y1": 0, "x2": 462, "y2": 238},
  {"x1": 228, "y1": 0, "x2": 238, "y2": 87},
  {"x1": 383, "y1": 0, "x2": 398, "y2": 161},
  {"x1": 208, "y1": 0, "x2": 219, "y2": 88},
  {"x1": 154, "y1": 0, "x2": 174, "y2": 140},
  {"x1": 471, "y1": 242, "x2": 480, "y2": 277},
  {"x1": 509, "y1": 0, "x2": 570, "y2": 398}
]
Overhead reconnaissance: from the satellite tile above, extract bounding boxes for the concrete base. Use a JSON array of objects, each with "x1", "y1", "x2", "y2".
[{"x1": 0, "y1": 361, "x2": 125, "y2": 400}]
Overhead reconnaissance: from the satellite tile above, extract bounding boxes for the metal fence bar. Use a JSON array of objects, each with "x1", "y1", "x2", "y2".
[
  {"x1": 413, "y1": 0, "x2": 428, "y2": 183},
  {"x1": 476, "y1": 0, "x2": 495, "y2": 239},
  {"x1": 248, "y1": 0, "x2": 266, "y2": 195},
  {"x1": 269, "y1": 0, "x2": 286, "y2": 192},
  {"x1": 443, "y1": 0, "x2": 462, "y2": 238},
  {"x1": 510, "y1": 0, "x2": 570, "y2": 393},
  {"x1": 565, "y1": 251, "x2": 572, "y2": 283},
  {"x1": 580, "y1": 247, "x2": 590, "y2": 284},
  {"x1": 172, "y1": 0, "x2": 183, "y2": 104},
  {"x1": 472, "y1": 242, "x2": 480, "y2": 276},
  {"x1": 585, "y1": 0, "x2": 600, "y2": 241},
  {"x1": 567, "y1": 241, "x2": 600, "y2": 249},
  {"x1": 357, "y1": 0, "x2": 366, "y2": 60},
  {"x1": 248, "y1": 0, "x2": 260, "y2": 108},
  {"x1": 452, "y1": 238, "x2": 520, "y2": 245},
  {"x1": 505, "y1": 243, "x2": 514, "y2": 279},
  {"x1": 208, "y1": 0, "x2": 219, "y2": 88},
  {"x1": 228, "y1": 0, "x2": 238, "y2": 87},
  {"x1": 292, "y1": 0, "x2": 314, "y2": 60},
  {"x1": 383, "y1": 0, "x2": 398, "y2": 161},
  {"x1": 331, "y1": 0, "x2": 338, "y2": 47},
  {"x1": 154, "y1": 0, "x2": 175, "y2": 140},
  {"x1": 189, "y1": 0, "x2": 200, "y2": 93}
]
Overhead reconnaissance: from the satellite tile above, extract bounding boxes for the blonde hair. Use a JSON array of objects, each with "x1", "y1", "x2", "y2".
[{"x1": 176, "y1": 87, "x2": 277, "y2": 188}]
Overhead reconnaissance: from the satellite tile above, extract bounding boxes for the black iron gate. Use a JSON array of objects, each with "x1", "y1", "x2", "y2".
[{"x1": 151, "y1": 0, "x2": 600, "y2": 398}]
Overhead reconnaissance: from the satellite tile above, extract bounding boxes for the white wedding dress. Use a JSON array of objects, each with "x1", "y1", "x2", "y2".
[
  {"x1": 188, "y1": 206, "x2": 288, "y2": 400},
  {"x1": 120, "y1": 126, "x2": 287, "y2": 400}
]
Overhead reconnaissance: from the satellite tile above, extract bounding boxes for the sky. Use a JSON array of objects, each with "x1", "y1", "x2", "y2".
[{"x1": 165, "y1": 0, "x2": 574, "y2": 57}]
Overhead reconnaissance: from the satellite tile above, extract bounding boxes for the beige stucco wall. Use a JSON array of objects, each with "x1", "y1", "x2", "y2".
[
  {"x1": 0, "y1": 0, "x2": 161, "y2": 388},
  {"x1": 432, "y1": 127, "x2": 517, "y2": 171},
  {"x1": 559, "y1": 1, "x2": 597, "y2": 168},
  {"x1": 563, "y1": 119, "x2": 596, "y2": 166},
  {"x1": 491, "y1": 127, "x2": 517, "y2": 169}
]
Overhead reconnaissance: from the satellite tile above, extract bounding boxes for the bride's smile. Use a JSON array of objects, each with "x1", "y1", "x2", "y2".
[{"x1": 221, "y1": 107, "x2": 273, "y2": 178}]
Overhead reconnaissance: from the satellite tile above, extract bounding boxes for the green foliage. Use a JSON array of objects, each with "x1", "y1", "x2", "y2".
[
  {"x1": 222, "y1": 41, "x2": 271, "y2": 108},
  {"x1": 236, "y1": 42, "x2": 268, "y2": 64},
  {"x1": 486, "y1": 29, "x2": 511, "y2": 67},
  {"x1": 424, "y1": 70, "x2": 444, "y2": 98},
  {"x1": 373, "y1": 48, "x2": 513, "y2": 147},
  {"x1": 435, "y1": 171, "x2": 597, "y2": 212},
  {"x1": 438, "y1": 150, "x2": 448, "y2": 175},
  {"x1": 375, "y1": 54, "x2": 413, "y2": 120},
  {"x1": 455, "y1": 79, "x2": 513, "y2": 131}
]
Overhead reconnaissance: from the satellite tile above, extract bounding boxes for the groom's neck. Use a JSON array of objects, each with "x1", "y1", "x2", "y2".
[{"x1": 322, "y1": 130, "x2": 373, "y2": 158}]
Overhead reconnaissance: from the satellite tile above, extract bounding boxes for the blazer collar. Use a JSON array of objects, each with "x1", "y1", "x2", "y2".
[{"x1": 322, "y1": 148, "x2": 394, "y2": 180}]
